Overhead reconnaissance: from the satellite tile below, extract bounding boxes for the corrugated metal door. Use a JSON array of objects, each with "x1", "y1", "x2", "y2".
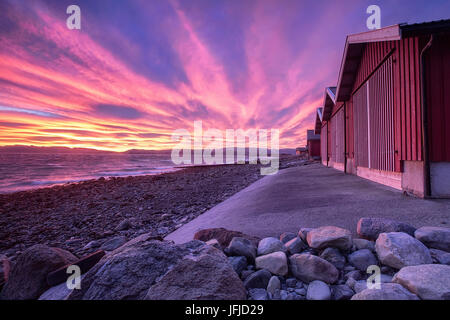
[{"x1": 333, "y1": 108, "x2": 345, "y2": 163}]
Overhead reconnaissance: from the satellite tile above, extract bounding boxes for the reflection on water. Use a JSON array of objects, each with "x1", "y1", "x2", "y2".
[{"x1": 0, "y1": 153, "x2": 179, "y2": 193}]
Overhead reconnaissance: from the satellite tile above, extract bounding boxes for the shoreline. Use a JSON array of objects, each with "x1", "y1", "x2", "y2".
[{"x1": 0, "y1": 155, "x2": 307, "y2": 262}]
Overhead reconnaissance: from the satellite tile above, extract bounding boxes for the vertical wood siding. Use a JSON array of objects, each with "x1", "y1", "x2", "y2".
[
  {"x1": 425, "y1": 33, "x2": 450, "y2": 162},
  {"x1": 321, "y1": 124, "x2": 328, "y2": 163},
  {"x1": 368, "y1": 55, "x2": 396, "y2": 171},
  {"x1": 351, "y1": 39, "x2": 426, "y2": 171},
  {"x1": 333, "y1": 108, "x2": 345, "y2": 163},
  {"x1": 353, "y1": 83, "x2": 369, "y2": 167}
]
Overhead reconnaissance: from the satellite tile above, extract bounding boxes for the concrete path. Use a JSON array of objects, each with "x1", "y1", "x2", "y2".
[{"x1": 165, "y1": 163, "x2": 450, "y2": 244}]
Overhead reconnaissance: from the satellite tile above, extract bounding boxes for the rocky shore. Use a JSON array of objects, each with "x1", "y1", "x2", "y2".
[
  {"x1": 1, "y1": 217, "x2": 449, "y2": 300},
  {"x1": 0, "y1": 155, "x2": 307, "y2": 262}
]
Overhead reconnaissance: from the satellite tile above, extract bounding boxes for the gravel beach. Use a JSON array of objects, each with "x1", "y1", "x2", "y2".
[{"x1": 0, "y1": 155, "x2": 307, "y2": 261}]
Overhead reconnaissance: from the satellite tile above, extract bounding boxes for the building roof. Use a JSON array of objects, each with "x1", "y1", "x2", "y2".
[
  {"x1": 322, "y1": 87, "x2": 336, "y2": 122},
  {"x1": 314, "y1": 107, "x2": 323, "y2": 134},
  {"x1": 335, "y1": 19, "x2": 450, "y2": 102},
  {"x1": 307, "y1": 129, "x2": 320, "y2": 141}
]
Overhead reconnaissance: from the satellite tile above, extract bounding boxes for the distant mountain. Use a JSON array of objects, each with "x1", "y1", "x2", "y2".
[
  {"x1": 0, "y1": 145, "x2": 296, "y2": 155},
  {"x1": 0, "y1": 145, "x2": 115, "y2": 154}
]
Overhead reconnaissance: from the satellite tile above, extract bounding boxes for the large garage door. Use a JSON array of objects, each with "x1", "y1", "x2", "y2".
[{"x1": 353, "y1": 55, "x2": 395, "y2": 171}]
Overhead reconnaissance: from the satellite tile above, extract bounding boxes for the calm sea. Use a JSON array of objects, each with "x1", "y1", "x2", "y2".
[{"x1": 0, "y1": 153, "x2": 180, "y2": 194}]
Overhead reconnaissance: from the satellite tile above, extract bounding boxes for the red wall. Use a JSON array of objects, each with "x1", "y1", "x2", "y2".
[
  {"x1": 426, "y1": 33, "x2": 450, "y2": 162},
  {"x1": 308, "y1": 140, "x2": 321, "y2": 158}
]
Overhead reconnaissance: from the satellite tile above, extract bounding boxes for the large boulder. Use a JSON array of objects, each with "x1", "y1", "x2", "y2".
[
  {"x1": 306, "y1": 226, "x2": 352, "y2": 250},
  {"x1": 194, "y1": 228, "x2": 260, "y2": 248},
  {"x1": 414, "y1": 227, "x2": 450, "y2": 252},
  {"x1": 68, "y1": 234, "x2": 243, "y2": 300},
  {"x1": 357, "y1": 218, "x2": 416, "y2": 240},
  {"x1": 255, "y1": 252, "x2": 288, "y2": 276},
  {"x1": 257, "y1": 237, "x2": 286, "y2": 256},
  {"x1": 289, "y1": 253, "x2": 339, "y2": 284},
  {"x1": 306, "y1": 280, "x2": 331, "y2": 300},
  {"x1": 0, "y1": 244, "x2": 77, "y2": 300},
  {"x1": 375, "y1": 232, "x2": 432, "y2": 269},
  {"x1": 227, "y1": 237, "x2": 257, "y2": 263},
  {"x1": 351, "y1": 283, "x2": 419, "y2": 300},
  {"x1": 348, "y1": 249, "x2": 378, "y2": 271},
  {"x1": 392, "y1": 264, "x2": 450, "y2": 300},
  {"x1": 145, "y1": 246, "x2": 246, "y2": 300}
]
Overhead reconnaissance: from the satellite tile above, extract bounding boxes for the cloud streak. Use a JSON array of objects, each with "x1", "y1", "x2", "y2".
[{"x1": 0, "y1": 0, "x2": 448, "y2": 150}]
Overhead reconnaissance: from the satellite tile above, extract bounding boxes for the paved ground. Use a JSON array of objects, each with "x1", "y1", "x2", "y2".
[{"x1": 165, "y1": 163, "x2": 450, "y2": 244}]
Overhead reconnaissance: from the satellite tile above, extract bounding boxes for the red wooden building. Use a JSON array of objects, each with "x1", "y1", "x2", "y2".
[
  {"x1": 307, "y1": 130, "x2": 321, "y2": 160},
  {"x1": 315, "y1": 20, "x2": 450, "y2": 198}
]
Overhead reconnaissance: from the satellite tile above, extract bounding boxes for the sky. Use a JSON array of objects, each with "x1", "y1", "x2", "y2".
[{"x1": 0, "y1": 0, "x2": 449, "y2": 151}]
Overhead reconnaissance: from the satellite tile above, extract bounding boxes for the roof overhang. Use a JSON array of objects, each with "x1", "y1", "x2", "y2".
[
  {"x1": 335, "y1": 25, "x2": 401, "y2": 102},
  {"x1": 322, "y1": 87, "x2": 336, "y2": 122},
  {"x1": 314, "y1": 107, "x2": 323, "y2": 134}
]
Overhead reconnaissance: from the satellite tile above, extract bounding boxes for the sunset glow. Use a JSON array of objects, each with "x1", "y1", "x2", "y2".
[{"x1": 1, "y1": 0, "x2": 449, "y2": 151}]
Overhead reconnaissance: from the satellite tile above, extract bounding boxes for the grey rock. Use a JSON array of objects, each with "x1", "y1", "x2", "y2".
[
  {"x1": 353, "y1": 280, "x2": 367, "y2": 293},
  {"x1": 284, "y1": 237, "x2": 307, "y2": 255},
  {"x1": 255, "y1": 251, "x2": 288, "y2": 276},
  {"x1": 344, "y1": 270, "x2": 363, "y2": 281},
  {"x1": 257, "y1": 237, "x2": 286, "y2": 256},
  {"x1": 357, "y1": 218, "x2": 416, "y2": 240},
  {"x1": 306, "y1": 280, "x2": 331, "y2": 300},
  {"x1": 240, "y1": 270, "x2": 254, "y2": 281},
  {"x1": 289, "y1": 253, "x2": 339, "y2": 284},
  {"x1": 38, "y1": 275, "x2": 84, "y2": 300},
  {"x1": 380, "y1": 274, "x2": 393, "y2": 283},
  {"x1": 144, "y1": 245, "x2": 246, "y2": 300},
  {"x1": 307, "y1": 226, "x2": 352, "y2": 250},
  {"x1": 227, "y1": 237, "x2": 257, "y2": 263},
  {"x1": 294, "y1": 288, "x2": 306, "y2": 295},
  {"x1": 430, "y1": 249, "x2": 450, "y2": 265},
  {"x1": 280, "y1": 289, "x2": 288, "y2": 300},
  {"x1": 331, "y1": 284, "x2": 354, "y2": 300},
  {"x1": 100, "y1": 236, "x2": 127, "y2": 251},
  {"x1": 351, "y1": 283, "x2": 419, "y2": 300},
  {"x1": 320, "y1": 247, "x2": 346, "y2": 269},
  {"x1": 392, "y1": 264, "x2": 450, "y2": 300},
  {"x1": 83, "y1": 240, "x2": 102, "y2": 250},
  {"x1": 228, "y1": 256, "x2": 247, "y2": 275},
  {"x1": 266, "y1": 276, "x2": 281, "y2": 295},
  {"x1": 348, "y1": 249, "x2": 378, "y2": 271},
  {"x1": 285, "y1": 278, "x2": 297, "y2": 288},
  {"x1": 248, "y1": 288, "x2": 269, "y2": 300},
  {"x1": 243, "y1": 269, "x2": 272, "y2": 290},
  {"x1": 375, "y1": 232, "x2": 432, "y2": 269},
  {"x1": 353, "y1": 239, "x2": 375, "y2": 251},
  {"x1": 272, "y1": 289, "x2": 281, "y2": 300},
  {"x1": 415, "y1": 226, "x2": 450, "y2": 252},
  {"x1": 115, "y1": 219, "x2": 132, "y2": 231},
  {"x1": 0, "y1": 244, "x2": 77, "y2": 300},
  {"x1": 298, "y1": 228, "x2": 313, "y2": 242},
  {"x1": 286, "y1": 292, "x2": 303, "y2": 300},
  {"x1": 279, "y1": 232, "x2": 297, "y2": 244}
]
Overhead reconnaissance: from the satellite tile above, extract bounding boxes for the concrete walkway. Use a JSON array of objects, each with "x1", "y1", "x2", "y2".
[{"x1": 165, "y1": 163, "x2": 450, "y2": 244}]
